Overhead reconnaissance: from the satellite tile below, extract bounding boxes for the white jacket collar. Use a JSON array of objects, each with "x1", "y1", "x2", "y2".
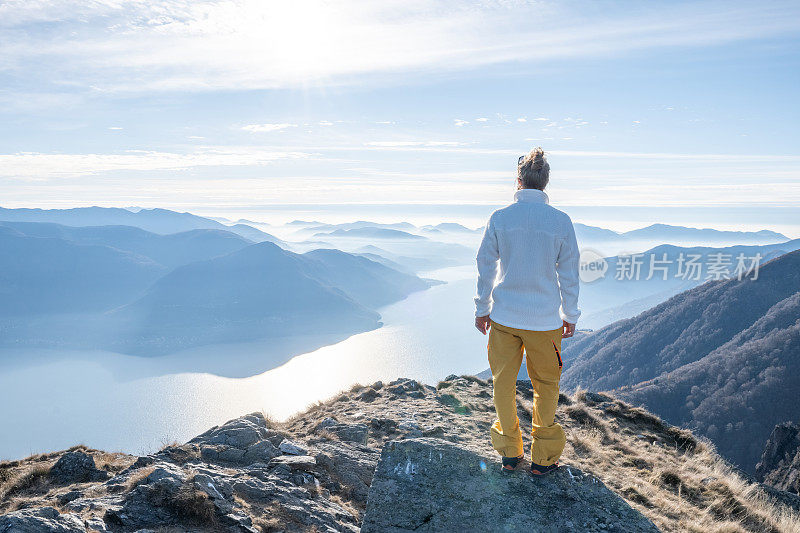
[{"x1": 514, "y1": 188, "x2": 549, "y2": 204}]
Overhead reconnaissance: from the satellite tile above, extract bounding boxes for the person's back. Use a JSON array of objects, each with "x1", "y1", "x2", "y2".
[
  {"x1": 477, "y1": 190, "x2": 580, "y2": 331},
  {"x1": 474, "y1": 147, "x2": 580, "y2": 476}
]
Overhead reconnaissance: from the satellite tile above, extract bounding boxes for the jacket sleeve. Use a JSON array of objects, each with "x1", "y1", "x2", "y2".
[
  {"x1": 474, "y1": 215, "x2": 500, "y2": 317},
  {"x1": 556, "y1": 217, "x2": 581, "y2": 324}
]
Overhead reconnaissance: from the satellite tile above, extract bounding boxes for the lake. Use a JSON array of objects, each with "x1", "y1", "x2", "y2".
[{"x1": 0, "y1": 266, "x2": 487, "y2": 460}]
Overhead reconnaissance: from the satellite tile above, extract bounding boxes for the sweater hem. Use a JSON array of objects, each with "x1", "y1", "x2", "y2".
[{"x1": 489, "y1": 314, "x2": 563, "y2": 332}]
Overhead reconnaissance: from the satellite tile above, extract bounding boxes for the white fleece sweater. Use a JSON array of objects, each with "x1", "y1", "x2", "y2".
[{"x1": 474, "y1": 188, "x2": 581, "y2": 331}]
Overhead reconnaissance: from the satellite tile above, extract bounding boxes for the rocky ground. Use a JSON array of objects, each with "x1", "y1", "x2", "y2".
[{"x1": 1, "y1": 376, "x2": 799, "y2": 532}]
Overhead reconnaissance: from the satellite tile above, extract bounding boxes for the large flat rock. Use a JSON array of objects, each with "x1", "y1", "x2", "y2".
[{"x1": 362, "y1": 438, "x2": 659, "y2": 533}]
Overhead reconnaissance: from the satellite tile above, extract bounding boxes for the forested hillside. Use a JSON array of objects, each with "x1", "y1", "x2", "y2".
[{"x1": 560, "y1": 250, "x2": 800, "y2": 473}]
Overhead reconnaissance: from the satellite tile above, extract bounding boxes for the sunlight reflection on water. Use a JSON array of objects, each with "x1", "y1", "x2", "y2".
[{"x1": 0, "y1": 266, "x2": 485, "y2": 459}]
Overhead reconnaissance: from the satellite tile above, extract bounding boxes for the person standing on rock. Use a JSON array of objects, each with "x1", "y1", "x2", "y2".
[{"x1": 474, "y1": 147, "x2": 581, "y2": 475}]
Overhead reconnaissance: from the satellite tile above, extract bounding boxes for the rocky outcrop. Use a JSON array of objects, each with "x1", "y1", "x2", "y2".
[
  {"x1": 361, "y1": 438, "x2": 659, "y2": 533},
  {"x1": 49, "y1": 451, "x2": 111, "y2": 484},
  {"x1": 2, "y1": 376, "x2": 797, "y2": 532},
  {"x1": 60, "y1": 413, "x2": 366, "y2": 533},
  {"x1": 0, "y1": 506, "x2": 86, "y2": 533},
  {"x1": 756, "y1": 422, "x2": 800, "y2": 495}
]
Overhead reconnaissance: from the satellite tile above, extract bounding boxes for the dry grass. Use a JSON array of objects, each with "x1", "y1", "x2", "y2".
[
  {"x1": 556, "y1": 395, "x2": 800, "y2": 533},
  {"x1": 0, "y1": 463, "x2": 52, "y2": 504},
  {"x1": 146, "y1": 474, "x2": 217, "y2": 527},
  {"x1": 125, "y1": 466, "x2": 156, "y2": 491},
  {"x1": 253, "y1": 500, "x2": 312, "y2": 532}
]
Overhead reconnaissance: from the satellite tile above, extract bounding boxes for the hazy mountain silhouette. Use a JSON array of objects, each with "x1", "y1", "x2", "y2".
[
  {"x1": 623, "y1": 223, "x2": 787, "y2": 244},
  {"x1": 315, "y1": 228, "x2": 426, "y2": 240},
  {"x1": 574, "y1": 223, "x2": 623, "y2": 241},
  {"x1": 573, "y1": 222, "x2": 787, "y2": 247},
  {"x1": 0, "y1": 206, "x2": 281, "y2": 244},
  {"x1": 0, "y1": 221, "x2": 252, "y2": 269},
  {"x1": 0, "y1": 226, "x2": 166, "y2": 316},
  {"x1": 421, "y1": 223, "x2": 478, "y2": 233},
  {"x1": 99, "y1": 242, "x2": 433, "y2": 354},
  {"x1": 303, "y1": 221, "x2": 416, "y2": 233},
  {"x1": 301, "y1": 249, "x2": 431, "y2": 308},
  {"x1": 579, "y1": 239, "x2": 800, "y2": 329}
]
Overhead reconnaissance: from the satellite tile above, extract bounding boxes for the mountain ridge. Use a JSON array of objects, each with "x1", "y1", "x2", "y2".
[{"x1": 1, "y1": 377, "x2": 797, "y2": 532}]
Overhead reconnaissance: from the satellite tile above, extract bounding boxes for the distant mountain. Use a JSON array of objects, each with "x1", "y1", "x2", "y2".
[
  {"x1": 623, "y1": 223, "x2": 787, "y2": 244},
  {"x1": 574, "y1": 223, "x2": 622, "y2": 241},
  {"x1": 0, "y1": 221, "x2": 252, "y2": 269},
  {"x1": 0, "y1": 206, "x2": 282, "y2": 244},
  {"x1": 300, "y1": 221, "x2": 416, "y2": 234},
  {"x1": 354, "y1": 252, "x2": 414, "y2": 274},
  {"x1": 106, "y1": 242, "x2": 384, "y2": 353},
  {"x1": 561, "y1": 250, "x2": 800, "y2": 472},
  {"x1": 101, "y1": 242, "x2": 433, "y2": 354},
  {"x1": 579, "y1": 239, "x2": 800, "y2": 330},
  {"x1": 286, "y1": 220, "x2": 323, "y2": 226},
  {"x1": 0, "y1": 226, "x2": 166, "y2": 316},
  {"x1": 353, "y1": 242, "x2": 474, "y2": 272},
  {"x1": 315, "y1": 228, "x2": 426, "y2": 240},
  {"x1": 421, "y1": 223, "x2": 479, "y2": 234},
  {"x1": 224, "y1": 223, "x2": 280, "y2": 243},
  {"x1": 301, "y1": 249, "x2": 432, "y2": 308}
]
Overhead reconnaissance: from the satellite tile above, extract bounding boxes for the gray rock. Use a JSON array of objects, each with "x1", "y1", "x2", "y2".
[
  {"x1": 49, "y1": 451, "x2": 111, "y2": 484},
  {"x1": 421, "y1": 426, "x2": 446, "y2": 439},
  {"x1": 326, "y1": 423, "x2": 369, "y2": 445},
  {"x1": 84, "y1": 517, "x2": 108, "y2": 531},
  {"x1": 315, "y1": 441, "x2": 380, "y2": 503},
  {"x1": 231, "y1": 477, "x2": 279, "y2": 501},
  {"x1": 369, "y1": 418, "x2": 399, "y2": 433},
  {"x1": 105, "y1": 464, "x2": 187, "y2": 529},
  {"x1": 279, "y1": 439, "x2": 308, "y2": 455},
  {"x1": 386, "y1": 378, "x2": 424, "y2": 396},
  {"x1": 189, "y1": 412, "x2": 269, "y2": 449},
  {"x1": 268, "y1": 455, "x2": 317, "y2": 470},
  {"x1": 398, "y1": 419, "x2": 420, "y2": 432},
  {"x1": 356, "y1": 388, "x2": 381, "y2": 402},
  {"x1": 314, "y1": 417, "x2": 339, "y2": 432},
  {"x1": 361, "y1": 438, "x2": 660, "y2": 533},
  {"x1": 243, "y1": 439, "x2": 281, "y2": 464},
  {"x1": 0, "y1": 506, "x2": 85, "y2": 533},
  {"x1": 756, "y1": 422, "x2": 800, "y2": 495},
  {"x1": 57, "y1": 490, "x2": 83, "y2": 505}
]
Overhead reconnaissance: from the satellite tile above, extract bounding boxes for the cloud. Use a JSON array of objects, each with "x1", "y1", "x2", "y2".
[
  {"x1": 364, "y1": 141, "x2": 464, "y2": 148},
  {"x1": 108, "y1": 126, "x2": 123, "y2": 130},
  {"x1": 476, "y1": 117, "x2": 488, "y2": 122},
  {"x1": 318, "y1": 120, "x2": 334, "y2": 126},
  {"x1": 533, "y1": 118, "x2": 549, "y2": 121},
  {"x1": 3, "y1": 1, "x2": 799, "y2": 92},
  {"x1": 516, "y1": 118, "x2": 527, "y2": 122},
  {"x1": 0, "y1": 147, "x2": 310, "y2": 178},
  {"x1": 241, "y1": 123, "x2": 296, "y2": 133},
  {"x1": 454, "y1": 119, "x2": 468, "y2": 127}
]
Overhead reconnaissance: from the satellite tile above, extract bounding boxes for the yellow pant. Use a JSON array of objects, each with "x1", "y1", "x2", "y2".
[{"x1": 488, "y1": 321, "x2": 565, "y2": 466}]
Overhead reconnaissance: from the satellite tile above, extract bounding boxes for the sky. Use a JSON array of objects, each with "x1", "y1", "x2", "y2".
[{"x1": 1, "y1": 0, "x2": 799, "y2": 230}]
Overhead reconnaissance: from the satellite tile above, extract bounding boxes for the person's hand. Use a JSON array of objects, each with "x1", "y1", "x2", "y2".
[
  {"x1": 562, "y1": 320, "x2": 575, "y2": 339},
  {"x1": 475, "y1": 315, "x2": 491, "y2": 335}
]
